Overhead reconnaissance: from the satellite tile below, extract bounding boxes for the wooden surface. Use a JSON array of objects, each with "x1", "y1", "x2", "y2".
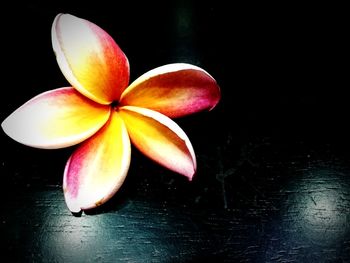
[
  {"x1": 2, "y1": 137, "x2": 350, "y2": 262},
  {"x1": 1, "y1": 2, "x2": 349, "y2": 262}
]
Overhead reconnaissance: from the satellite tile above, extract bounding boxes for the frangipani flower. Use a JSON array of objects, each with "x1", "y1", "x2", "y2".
[{"x1": 1, "y1": 14, "x2": 220, "y2": 213}]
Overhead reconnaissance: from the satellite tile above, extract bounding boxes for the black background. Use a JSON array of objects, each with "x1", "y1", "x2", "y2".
[{"x1": 1, "y1": 1, "x2": 349, "y2": 262}]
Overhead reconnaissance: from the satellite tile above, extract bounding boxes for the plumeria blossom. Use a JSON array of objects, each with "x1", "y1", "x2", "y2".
[{"x1": 1, "y1": 14, "x2": 220, "y2": 213}]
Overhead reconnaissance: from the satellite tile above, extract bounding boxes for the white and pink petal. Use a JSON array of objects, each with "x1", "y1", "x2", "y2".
[
  {"x1": 119, "y1": 106, "x2": 196, "y2": 180},
  {"x1": 1, "y1": 87, "x2": 110, "y2": 149},
  {"x1": 120, "y1": 63, "x2": 220, "y2": 118},
  {"x1": 63, "y1": 112, "x2": 131, "y2": 213},
  {"x1": 52, "y1": 13, "x2": 130, "y2": 104}
]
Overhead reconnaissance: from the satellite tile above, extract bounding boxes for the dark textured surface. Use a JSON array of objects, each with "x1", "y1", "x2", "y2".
[
  {"x1": 1, "y1": 2, "x2": 349, "y2": 262},
  {"x1": 2, "y1": 138, "x2": 350, "y2": 262}
]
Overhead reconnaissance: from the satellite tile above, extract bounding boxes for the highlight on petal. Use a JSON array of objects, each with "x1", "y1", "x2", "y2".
[
  {"x1": 119, "y1": 106, "x2": 196, "y2": 180},
  {"x1": 63, "y1": 112, "x2": 131, "y2": 213},
  {"x1": 1, "y1": 87, "x2": 110, "y2": 149},
  {"x1": 52, "y1": 13, "x2": 130, "y2": 104},
  {"x1": 119, "y1": 63, "x2": 221, "y2": 118}
]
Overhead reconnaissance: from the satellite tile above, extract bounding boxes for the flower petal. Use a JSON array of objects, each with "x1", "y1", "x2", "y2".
[
  {"x1": 119, "y1": 106, "x2": 196, "y2": 180},
  {"x1": 52, "y1": 13, "x2": 130, "y2": 104},
  {"x1": 1, "y1": 87, "x2": 110, "y2": 149},
  {"x1": 119, "y1": 63, "x2": 221, "y2": 118},
  {"x1": 63, "y1": 112, "x2": 131, "y2": 213}
]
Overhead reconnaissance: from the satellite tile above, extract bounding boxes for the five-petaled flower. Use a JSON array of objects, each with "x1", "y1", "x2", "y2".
[{"x1": 1, "y1": 14, "x2": 220, "y2": 213}]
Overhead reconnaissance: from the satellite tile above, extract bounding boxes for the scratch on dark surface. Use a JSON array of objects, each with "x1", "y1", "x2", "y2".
[
  {"x1": 216, "y1": 146, "x2": 235, "y2": 209},
  {"x1": 214, "y1": 135, "x2": 271, "y2": 210},
  {"x1": 310, "y1": 196, "x2": 317, "y2": 206}
]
